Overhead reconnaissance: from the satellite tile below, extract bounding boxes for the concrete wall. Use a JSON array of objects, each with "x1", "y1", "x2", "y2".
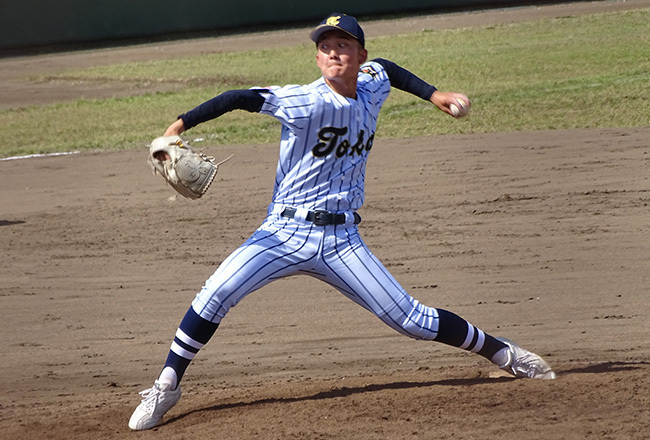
[{"x1": 1, "y1": 1, "x2": 523, "y2": 52}]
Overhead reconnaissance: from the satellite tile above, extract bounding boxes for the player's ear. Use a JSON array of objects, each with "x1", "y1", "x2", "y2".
[{"x1": 358, "y1": 48, "x2": 368, "y2": 65}]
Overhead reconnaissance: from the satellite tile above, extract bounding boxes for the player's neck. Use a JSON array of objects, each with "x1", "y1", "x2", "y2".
[{"x1": 324, "y1": 77, "x2": 358, "y2": 99}]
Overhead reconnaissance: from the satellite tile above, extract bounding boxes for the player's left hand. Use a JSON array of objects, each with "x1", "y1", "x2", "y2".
[{"x1": 430, "y1": 91, "x2": 471, "y2": 118}]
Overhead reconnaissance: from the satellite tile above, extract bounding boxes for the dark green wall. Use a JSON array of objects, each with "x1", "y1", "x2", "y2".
[{"x1": 1, "y1": 1, "x2": 517, "y2": 51}]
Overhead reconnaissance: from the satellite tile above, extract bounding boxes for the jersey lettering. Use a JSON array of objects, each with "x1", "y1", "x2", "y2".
[{"x1": 312, "y1": 126, "x2": 374, "y2": 158}]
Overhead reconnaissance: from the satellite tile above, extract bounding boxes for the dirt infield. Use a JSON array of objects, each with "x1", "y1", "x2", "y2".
[{"x1": 1, "y1": 2, "x2": 649, "y2": 439}]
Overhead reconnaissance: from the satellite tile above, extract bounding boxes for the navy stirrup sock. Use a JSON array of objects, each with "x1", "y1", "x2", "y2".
[
  {"x1": 434, "y1": 308, "x2": 507, "y2": 360},
  {"x1": 163, "y1": 307, "x2": 219, "y2": 384}
]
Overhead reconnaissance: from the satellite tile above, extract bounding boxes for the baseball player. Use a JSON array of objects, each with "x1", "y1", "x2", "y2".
[{"x1": 129, "y1": 13, "x2": 556, "y2": 431}]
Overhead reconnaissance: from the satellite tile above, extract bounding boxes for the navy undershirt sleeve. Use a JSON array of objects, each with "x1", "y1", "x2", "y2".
[
  {"x1": 179, "y1": 89, "x2": 267, "y2": 130},
  {"x1": 372, "y1": 58, "x2": 437, "y2": 100}
]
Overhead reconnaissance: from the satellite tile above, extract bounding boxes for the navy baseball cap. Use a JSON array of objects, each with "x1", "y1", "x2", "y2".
[{"x1": 310, "y1": 13, "x2": 365, "y2": 48}]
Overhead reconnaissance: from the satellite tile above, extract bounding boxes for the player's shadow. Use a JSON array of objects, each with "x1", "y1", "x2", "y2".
[
  {"x1": 163, "y1": 360, "x2": 649, "y2": 427},
  {"x1": 0, "y1": 220, "x2": 25, "y2": 227},
  {"x1": 163, "y1": 375, "x2": 510, "y2": 427},
  {"x1": 556, "y1": 360, "x2": 648, "y2": 375}
]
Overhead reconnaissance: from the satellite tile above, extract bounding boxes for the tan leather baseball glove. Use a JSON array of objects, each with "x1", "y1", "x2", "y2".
[{"x1": 149, "y1": 135, "x2": 232, "y2": 200}]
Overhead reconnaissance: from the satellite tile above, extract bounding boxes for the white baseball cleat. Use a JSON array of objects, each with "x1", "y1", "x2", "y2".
[
  {"x1": 128, "y1": 380, "x2": 182, "y2": 430},
  {"x1": 497, "y1": 337, "x2": 556, "y2": 380}
]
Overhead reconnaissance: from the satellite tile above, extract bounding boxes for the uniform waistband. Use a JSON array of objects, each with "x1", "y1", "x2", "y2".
[
  {"x1": 280, "y1": 207, "x2": 361, "y2": 226},
  {"x1": 268, "y1": 203, "x2": 361, "y2": 227}
]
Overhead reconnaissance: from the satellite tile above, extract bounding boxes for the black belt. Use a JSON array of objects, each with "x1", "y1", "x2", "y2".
[{"x1": 281, "y1": 208, "x2": 361, "y2": 226}]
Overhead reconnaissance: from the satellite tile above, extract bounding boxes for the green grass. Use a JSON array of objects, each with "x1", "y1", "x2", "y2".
[{"x1": 1, "y1": 8, "x2": 648, "y2": 157}]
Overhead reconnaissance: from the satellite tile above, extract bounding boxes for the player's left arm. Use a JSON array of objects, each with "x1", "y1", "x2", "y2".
[{"x1": 372, "y1": 58, "x2": 470, "y2": 117}]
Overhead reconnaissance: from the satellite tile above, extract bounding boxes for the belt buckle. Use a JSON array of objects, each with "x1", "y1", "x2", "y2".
[{"x1": 312, "y1": 210, "x2": 331, "y2": 226}]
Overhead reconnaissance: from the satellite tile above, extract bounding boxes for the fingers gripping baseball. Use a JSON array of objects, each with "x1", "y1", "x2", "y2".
[{"x1": 431, "y1": 91, "x2": 471, "y2": 118}]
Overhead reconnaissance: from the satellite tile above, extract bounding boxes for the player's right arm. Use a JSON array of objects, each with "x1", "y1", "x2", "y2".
[
  {"x1": 164, "y1": 90, "x2": 268, "y2": 135},
  {"x1": 163, "y1": 118, "x2": 185, "y2": 136}
]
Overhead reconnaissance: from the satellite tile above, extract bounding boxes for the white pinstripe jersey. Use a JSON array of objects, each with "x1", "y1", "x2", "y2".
[{"x1": 258, "y1": 60, "x2": 391, "y2": 213}]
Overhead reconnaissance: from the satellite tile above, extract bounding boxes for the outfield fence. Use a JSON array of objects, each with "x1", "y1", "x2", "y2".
[{"x1": 1, "y1": 1, "x2": 564, "y2": 53}]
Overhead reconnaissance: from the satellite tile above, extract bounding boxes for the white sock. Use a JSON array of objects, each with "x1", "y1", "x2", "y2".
[
  {"x1": 491, "y1": 347, "x2": 511, "y2": 368},
  {"x1": 158, "y1": 367, "x2": 178, "y2": 390}
]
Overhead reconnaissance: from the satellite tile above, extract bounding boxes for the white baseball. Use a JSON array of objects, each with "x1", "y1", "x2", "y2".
[{"x1": 450, "y1": 98, "x2": 469, "y2": 118}]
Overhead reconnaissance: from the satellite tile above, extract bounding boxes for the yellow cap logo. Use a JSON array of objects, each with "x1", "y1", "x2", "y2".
[{"x1": 326, "y1": 16, "x2": 341, "y2": 26}]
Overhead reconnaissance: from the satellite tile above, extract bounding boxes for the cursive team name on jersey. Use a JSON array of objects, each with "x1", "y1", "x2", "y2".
[{"x1": 311, "y1": 126, "x2": 375, "y2": 158}]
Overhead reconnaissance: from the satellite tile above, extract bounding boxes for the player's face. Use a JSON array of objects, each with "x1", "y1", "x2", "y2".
[{"x1": 316, "y1": 31, "x2": 368, "y2": 91}]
